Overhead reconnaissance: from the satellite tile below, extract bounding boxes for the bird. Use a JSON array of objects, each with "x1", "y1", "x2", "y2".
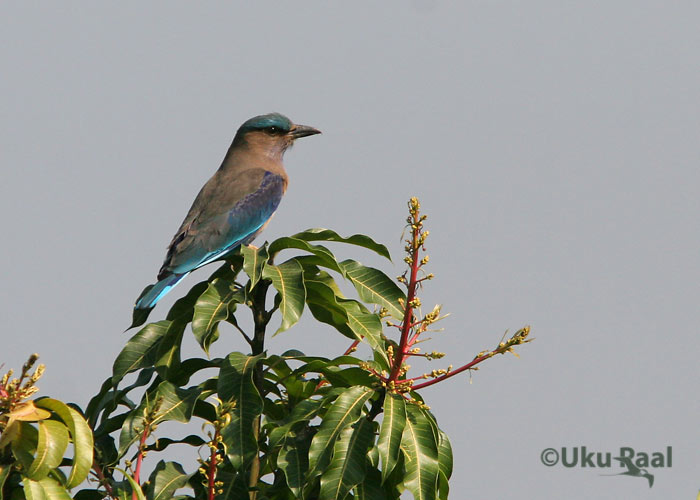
[
  {"x1": 133, "y1": 112, "x2": 320, "y2": 311},
  {"x1": 602, "y1": 456, "x2": 654, "y2": 488}
]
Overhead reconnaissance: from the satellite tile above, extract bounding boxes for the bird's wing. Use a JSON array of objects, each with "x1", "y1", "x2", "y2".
[{"x1": 159, "y1": 168, "x2": 285, "y2": 278}]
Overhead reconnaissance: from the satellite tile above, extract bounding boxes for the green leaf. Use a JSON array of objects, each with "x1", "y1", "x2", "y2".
[
  {"x1": 377, "y1": 393, "x2": 406, "y2": 483},
  {"x1": 289, "y1": 228, "x2": 391, "y2": 260},
  {"x1": 318, "y1": 366, "x2": 375, "y2": 388},
  {"x1": 437, "y1": 429, "x2": 453, "y2": 480},
  {"x1": 26, "y1": 420, "x2": 69, "y2": 480},
  {"x1": 305, "y1": 279, "x2": 358, "y2": 339},
  {"x1": 0, "y1": 464, "x2": 12, "y2": 499},
  {"x1": 166, "y1": 281, "x2": 209, "y2": 324},
  {"x1": 34, "y1": 398, "x2": 94, "y2": 488},
  {"x1": 308, "y1": 386, "x2": 373, "y2": 477},
  {"x1": 354, "y1": 466, "x2": 387, "y2": 500},
  {"x1": 343, "y1": 304, "x2": 389, "y2": 369},
  {"x1": 147, "y1": 461, "x2": 190, "y2": 500},
  {"x1": 268, "y1": 237, "x2": 343, "y2": 274},
  {"x1": 87, "y1": 369, "x2": 155, "y2": 430},
  {"x1": 113, "y1": 321, "x2": 170, "y2": 384},
  {"x1": 73, "y1": 489, "x2": 107, "y2": 500},
  {"x1": 154, "y1": 321, "x2": 186, "y2": 381},
  {"x1": 278, "y1": 430, "x2": 312, "y2": 497},
  {"x1": 118, "y1": 382, "x2": 200, "y2": 457},
  {"x1": 401, "y1": 404, "x2": 440, "y2": 500},
  {"x1": 263, "y1": 258, "x2": 306, "y2": 335},
  {"x1": 339, "y1": 260, "x2": 405, "y2": 319},
  {"x1": 319, "y1": 417, "x2": 374, "y2": 500},
  {"x1": 35, "y1": 477, "x2": 72, "y2": 500},
  {"x1": 268, "y1": 399, "x2": 323, "y2": 449},
  {"x1": 214, "y1": 470, "x2": 249, "y2": 500},
  {"x1": 11, "y1": 421, "x2": 38, "y2": 470},
  {"x1": 303, "y1": 272, "x2": 389, "y2": 368},
  {"x1": 129, "y1": 285, "x2": 155, "y2": 330},
  {"x1": 23, "y1": 479, "x2": 48, "y2": 500},
  {"x1": 192, "y1": 278, "x2": 242, "y2": 354},
  {"x1": 218, "y1": 353, "x2": 264, "y2": 469},
  {"x1": 143, "y1": 435, "x2": 206, "y2": 453},
  {"x1": 438, "y1": 470, "x2": 450, "y2": 500},
  {"x1": 241, "y1": 243, "x2": 269, "y2": 289},
  {"x1": 115, "y1": 468, "x2": 146, "y2": 500}
]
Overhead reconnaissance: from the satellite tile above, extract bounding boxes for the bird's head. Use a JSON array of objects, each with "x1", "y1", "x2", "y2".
[{"x1": 232, "y1": 112, "x2": 321, "y2": 159}]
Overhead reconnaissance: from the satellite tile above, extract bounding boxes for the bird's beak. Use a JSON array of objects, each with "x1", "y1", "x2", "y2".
[{"x1": 288, "y1": 124, "x2": 321, "y2": 139}]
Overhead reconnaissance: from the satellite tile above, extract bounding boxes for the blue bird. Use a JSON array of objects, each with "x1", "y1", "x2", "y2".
[{"x1": 134, "y1": 113, "x2": 320, "y2": 311}]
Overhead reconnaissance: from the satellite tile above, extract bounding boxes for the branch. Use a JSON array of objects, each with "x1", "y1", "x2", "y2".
[
  {"x1": 410, "y1": 327, "x2": 532, "y2": 390},
  {"x1": 131, "y1": 424, "x2": 150, "y2": 500}
]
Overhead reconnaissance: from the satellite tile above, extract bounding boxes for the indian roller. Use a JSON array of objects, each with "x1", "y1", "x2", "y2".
[{"x1": 134, "y1": 112, "x2": 320, "y2": 311}]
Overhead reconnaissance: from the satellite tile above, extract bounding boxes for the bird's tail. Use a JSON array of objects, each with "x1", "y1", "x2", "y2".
[{"x1": 134, "y1": 273, "x2": 188, "y2": 310}]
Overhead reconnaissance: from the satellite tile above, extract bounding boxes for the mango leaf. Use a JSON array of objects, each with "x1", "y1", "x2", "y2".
[
  {"x1": 268, "y1": 237, "x2": 343, "y2": 274},
  {"x1": 268, "y1": 398, "x2": 323, "y2": 450},
  {"x1": 318, "y1": 366, "x2": 375, "y2": 388},
  {"x1": 269, "y1": 399, "x2": 321, "y2": 449},
  {"x1": 263, "y1": 258, "x2": 306, "y2": 335},
  {"x1": 0, "y1": 465, "x2": 11, "y2": 497},
  {"x1": 343, "y1": 303, "x2": 389, "y2": 369},
  {"x1": 4, "y1": 402, "x2": 51, "y2": 424},
  {"x1": 305, "y1": 278, "x2": 358, "y2": 338},
  {"x1": 377, "y1": 393, "x2": 406, "y2": 483},
  {"x1": 304, "y1": 273, "x2": 389, "y2": 367},
  {"x1": 218, "y1": 353, "x2": 264, "y2": 469},
  {"x1": 86, "y1": 369, "x2": 155, "y2": 429},
  {"x1": 143, "y1": 434, "x2": 206, "y2": 453},
  {"x1": 339, "y1": 260, "x2": 405, "y2": 319},
  {"x1": 401, "y1": 404, "x2": 440, "y2": 500},
  {"x1": 191, "y1": 278, "x2": 243, "y2": 354},
  {"x1": 166, "y1": 281, "x2": 209, "y2": 324},
  {"x1": 436, "y1": 427, "x2": 453, "y2": 500},
  {"x1": 437, "y1": 429, "x2": 453, "y2": 480},
  {"x1": 34, "y1": 477, "x2": 72, "y2": 500},
  {"x1": 278, "y1": 430, "x2": 312, "y2": 497},
  {"x1": 354, "y1": 466, "x2": 387, "y2": 500},
  {"x1": 35, "y1": 398, "x2": 94, "y2": 488},
  {"x1": 115, "y1": 468, "x2": 146, "y2": 500},
  {"x1": 438, "y1": 470, "x2": 450, "y2": 500},
  {"x1": 10, "y1": 422, "x2": 37, "y2": 469},
  {"x1": 113, "y1": 321, "x2": 170, "y2": 384},
  {"x1": 26, "y1": 420, "x2": 69, "y2": 480},
  {"x1": 118, "y1": 382, "x2": 200, "y2": 457},
  {"x1": 154, "y1": 321, "x2": 186, "y2": 381},
  {"x1": 129, "y1": 285, "x2": 155, "y2": 330},
  {"x1": 290, "y1": 228, "x2": 391, "y2": 260},
  {"x1": 23, "y1": 477, "x2": 74, "y2": 500},
  {"x1": 241, "y1": 243, "x2": 269, "y2": 289},
  {"x1": 319, "y1": 417, "x2": 374, "y2": 500},
  {"x1": 147, "y1": 461, "x2": 190, "y2": 500},
  {"x1": 308, "y1": 386, "x2": 373, "y2": 477},
  {"x1": 214, "y1": 470, "x2": 249, "y2": 500}
]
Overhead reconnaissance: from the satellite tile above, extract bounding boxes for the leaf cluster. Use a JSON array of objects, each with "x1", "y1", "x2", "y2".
[
  {"x1": 80, "y1": 228, "x2": 453, "y2": 500},
  {"x1": 0, "y1": 357, "x2": 94, "y2": 500}
]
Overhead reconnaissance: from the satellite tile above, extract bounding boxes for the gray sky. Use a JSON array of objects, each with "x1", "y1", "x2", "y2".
[{"x1": 2, "y1": 3, "x2": 698, "y2": 498}]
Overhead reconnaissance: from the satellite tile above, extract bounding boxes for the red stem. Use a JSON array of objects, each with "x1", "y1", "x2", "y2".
[
  {"x1": 93, "y1": 459, "x2": 116, "y2": 500},
  {"x1": 132, "y1": 425, "x2": 150, "y2": 500},
  {"x1": 410, "y1": 350, "x2": 498, "y2": 391},
  {"x1": 343, "y1": 340, "x2": 361, "y2": 355},
  {"x1": 207, "y1": 429, "x2": 220, "y2": 500},
  {"x1": 389, "y1": 224, "x2": 421, "y2": 383}
]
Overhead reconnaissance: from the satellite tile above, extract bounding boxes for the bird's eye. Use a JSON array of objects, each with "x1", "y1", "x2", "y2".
[{"x1": 266, "y1": 126, "x2": 280, "y2": 134}]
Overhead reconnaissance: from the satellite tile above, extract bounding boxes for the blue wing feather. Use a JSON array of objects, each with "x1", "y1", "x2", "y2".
[
  {"x1": 167, "y1": 171, "x2": 285, "y2": 274},
  {"x1": 136, "y1": 171, "x2": 285, "y2": 310}
]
